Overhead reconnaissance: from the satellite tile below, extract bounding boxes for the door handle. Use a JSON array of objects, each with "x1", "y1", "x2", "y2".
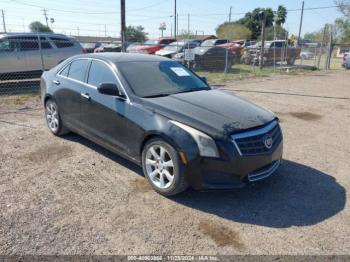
[
  {"x1": 53, "y1": 80, "x2": 60, "y2": 85},
  {"x1": 81, "y1": 93, "x2": 91, "y2": 100}
]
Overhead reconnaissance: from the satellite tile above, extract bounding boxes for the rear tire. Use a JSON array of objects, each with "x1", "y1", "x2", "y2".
[
  {"x1": 45, "y1": 99, "x2": 70, "y2": 136},
  {"x1": 142, "y1": 138, "x2": 188, "y2": 196}
]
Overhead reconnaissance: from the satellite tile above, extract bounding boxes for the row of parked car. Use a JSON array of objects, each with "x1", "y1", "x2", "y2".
[
  {"x1": 0, "y1": 33, "x2": 245, "y2": 76},
  {"x1": 80, "y1": 37, "x2": 243, "y2": 71},
  {"x1": 83, "y1": 37, "x2": 303, "y2": 69},
  {"x1": 2, "y1": 32, "x2": 342, "y2": 78}
]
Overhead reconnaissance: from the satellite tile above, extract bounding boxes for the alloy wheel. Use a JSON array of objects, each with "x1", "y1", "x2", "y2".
[
  {"x1": 145, "y1": 145, "x2": 175, "y2": 189},
  {"x1": 46, "y1": 102, "x2": 59, "y2": 133}
]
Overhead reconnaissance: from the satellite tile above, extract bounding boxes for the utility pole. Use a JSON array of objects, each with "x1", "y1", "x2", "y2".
[
  {"x1": 120, "y1": 0, "x2": 126, "y2": 52},
  {"x1": 104, "y1": 24, "x2": 107, "y2": 37},
  {"x1": 42, "y1": 9, "x2": 49, "y2": 27},
  {"x1": 187, "y1": 14, "x2": 190, "y2": 36},
  {"x1": 229, "y1": 6, "x2": 232, "y2": 22},
  {"x1": 317, "y1": 25, "x2": 327, "y2": 70},
  {"x1": 297, "y1": 1, "x2": 304, "y2": 46},
  {"x1": 259, "y1": 11, "x2": 266, "y2": 69},
  {"x1": 325, "y1": 25, "x2": 333, "y2": 70},
  {"x1": 1, "y1": 9, "x2": 6, "y2": 33},
  {"x1": 174, "y1": 0, "x2": 177, "y2": 39},
  {"x1": 176, "y1": 13, "x2": 179, "y2": 37}
]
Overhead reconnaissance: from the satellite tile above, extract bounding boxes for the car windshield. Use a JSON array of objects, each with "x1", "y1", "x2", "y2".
[
  {"x1": 118, "y1": 61, "x2": 209, "y2": 98},
  {"x1": 201, "y1": 40, "x2": 215, "y2": 47},
  {"x1": 144, "y1": 40, "x2": 159, "y2": 45},
  {"x1": 163, "y1": 42, "x2": 184, "y2": 51},
  {"x1": 82, "y1": 43, "x2": 95, "y2": 48}
]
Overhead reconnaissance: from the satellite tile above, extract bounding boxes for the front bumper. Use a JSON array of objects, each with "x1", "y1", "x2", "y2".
[
  {"x1": 184, "y1": 121, "x2": 283, "y2": 190},
  {"x1": 185, "y1": 141, "x2": 283, "y2": 190}
]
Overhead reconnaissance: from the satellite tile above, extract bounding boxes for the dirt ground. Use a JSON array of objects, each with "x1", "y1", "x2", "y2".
[{"x1": 0, "y1": 70, "x2": 349, "y2": 255}]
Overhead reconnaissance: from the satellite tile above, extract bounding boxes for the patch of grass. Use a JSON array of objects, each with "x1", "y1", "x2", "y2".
[
  {"x1": 0, "y1": 93, "x2": 38, "y2": 106},
  {"x1": 196, "y1": 64, "x2": 304, "y2": 85}
]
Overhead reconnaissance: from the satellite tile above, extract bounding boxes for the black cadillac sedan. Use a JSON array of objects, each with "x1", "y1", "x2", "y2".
[{"x1": 41, "y1": 53, "x2": 283, "y2": 196}]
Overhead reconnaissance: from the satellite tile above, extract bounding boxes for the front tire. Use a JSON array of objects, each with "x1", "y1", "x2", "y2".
[
  {"x1": 142, "y1": 138, "x2": 188, "y2": 196},
  {"x1": 45, "y1": 99, "x2": 69, "y2": 136}
]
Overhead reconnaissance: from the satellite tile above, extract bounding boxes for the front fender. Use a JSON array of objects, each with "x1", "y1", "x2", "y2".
[{"x1": 140, "y1": 120, "x2": 199, "y2": 164}]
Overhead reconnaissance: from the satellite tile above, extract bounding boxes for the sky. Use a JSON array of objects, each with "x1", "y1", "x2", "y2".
[{"x1": 0, "y1": 0, "x2": 343, "y2": 39}]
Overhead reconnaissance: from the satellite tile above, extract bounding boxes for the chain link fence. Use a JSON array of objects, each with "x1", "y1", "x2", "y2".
[
  {"x1": 0, "y1": 30, "x2": 346, "y2": 98},
  {"x1": 0, "y1": 33, "x2": 83, "y2": 96}
]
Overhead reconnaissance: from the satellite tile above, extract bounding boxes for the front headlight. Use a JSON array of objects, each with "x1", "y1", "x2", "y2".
[{"x1": 170, "y1": 121, "x2": 219, "y2": 158}]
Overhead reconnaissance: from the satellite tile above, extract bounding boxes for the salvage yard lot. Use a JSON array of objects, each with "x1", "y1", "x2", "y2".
[{"x1": 0, "y1": 70, "x2": 349, "y2": 255}]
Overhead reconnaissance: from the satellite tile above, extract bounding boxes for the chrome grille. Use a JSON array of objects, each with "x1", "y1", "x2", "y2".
[
  {"x1": 248, "y1": 160, "x2": 281, "y2": 182},
  {"x1": 231, "y1": 120, "x2": 282, "y2": 156}
]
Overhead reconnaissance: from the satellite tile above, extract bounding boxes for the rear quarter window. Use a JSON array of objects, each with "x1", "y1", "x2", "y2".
[{"x1": 59, "y1": 63, "x2": 70, "y2": 77}]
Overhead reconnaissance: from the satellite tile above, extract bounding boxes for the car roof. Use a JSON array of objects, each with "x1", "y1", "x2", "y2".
[
  {"x1": 73, "y1": 53, "x2": 171, "y2": 63},
  {"x1": 158, "y1": 37, "x2": 176, "y2": 40},
  {"x1": 0, "y1": 32, "x2": 74, "y2": 39}
]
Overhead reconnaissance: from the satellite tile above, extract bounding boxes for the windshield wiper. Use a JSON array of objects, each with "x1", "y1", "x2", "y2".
[
  {"x1": 142, "y1": 93, "x2": 172, "y2": 98},
  {"x1": 142, "y1": 88, "x2": 209, "y2": 98},
  {"x1": 173, "y1": 88, "x2": 209, "y2": 94}
]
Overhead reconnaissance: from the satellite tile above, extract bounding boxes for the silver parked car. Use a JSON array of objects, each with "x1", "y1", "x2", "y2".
[{"x1": 0, "y1": 33, "x2": 83, "y2": 77}]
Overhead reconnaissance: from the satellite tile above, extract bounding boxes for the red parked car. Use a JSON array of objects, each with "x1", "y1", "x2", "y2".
[
  {"x1": 217, "y1": 41, "x2": 243, "y2": 53},
  {"x1": 127, "y1": 37, "x2": 176, "y2": 54}
]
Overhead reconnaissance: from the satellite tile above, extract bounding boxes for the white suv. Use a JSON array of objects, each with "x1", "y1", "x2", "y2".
[{"x1": 0, "y1": 33, "x2": 83, "y2": 77}]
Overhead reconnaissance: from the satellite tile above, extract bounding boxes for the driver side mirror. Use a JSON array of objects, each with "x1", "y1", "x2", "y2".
[
  {"x1": 199, "y1": 76, "x2": 207, "y2": 84},
  {"x1": 98, "y1": 83, "x2": 123, "y2": 97}
]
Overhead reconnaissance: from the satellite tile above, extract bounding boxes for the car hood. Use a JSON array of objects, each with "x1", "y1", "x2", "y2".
[
  {"x1": 155, "y1": 49, "x2": 177, "y2": 56},
  {"x1": 141, "y1": 89, "x2": 275, "y2": 138}
]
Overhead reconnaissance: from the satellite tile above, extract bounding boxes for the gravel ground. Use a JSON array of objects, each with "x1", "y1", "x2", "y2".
[{"x1": 0, "y1": 70, "x2": 349, "y2": 255}]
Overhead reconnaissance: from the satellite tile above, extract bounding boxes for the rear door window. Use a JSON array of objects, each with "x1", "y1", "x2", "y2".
[
  {"x1": 68, "y1": 59, "x2": 89, "y2": 82},
  {"x1": 50, "y1": 37, "x2": 75, "y2": 48},
  {"x1": 18, "y1": 36, "x2": 39, "y2": 51},
  {"x1": 87, "y1": 60, "x2": 117, "y2": 87}
]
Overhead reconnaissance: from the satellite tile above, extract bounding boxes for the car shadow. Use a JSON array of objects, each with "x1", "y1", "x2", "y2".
[
  {"x1": 63, "y1": 133, "x2": 143, "y2": 176},
  {"x1": 62, "y1": 133, "x2": 346, "y2": 228},
  {"x1": 170, "y1": 160, "x2": 346, "y2": 228}
]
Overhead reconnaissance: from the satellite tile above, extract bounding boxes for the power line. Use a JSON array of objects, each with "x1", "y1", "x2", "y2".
[
  {"x1": 2, "y1": 0, "x2": 342, "y2": 17},
  {"x1": 7, "y1": 0, "x2": 171, "y2": 15}
]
